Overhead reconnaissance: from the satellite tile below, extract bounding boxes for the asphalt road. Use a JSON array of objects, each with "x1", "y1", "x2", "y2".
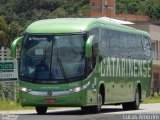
[{"x1": 0, "y1": 104, "x2": 160, "y2": 120}]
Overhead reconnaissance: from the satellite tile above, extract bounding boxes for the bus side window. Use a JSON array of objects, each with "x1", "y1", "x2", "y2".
[
  {"x1": 142, "y1": 36, "x2": 151, "y2": 59},
  {"x1": 93, "y1": 38, "x2": 98, "y2": 57},
  {"x1": 127, "y1": 34, "x2": 136, "y2": 59},
  {"x1": 119, "y1": 32, "x2": 128, "y2": 58},
  {"x1": 100, "y1": 29, "x2": 110, "y2": 58},
  {"x1": 135, "y1": 35, "x2": 144, "y2": 59},
  {"x1": 91, "y1": 30, "x2": 99, "y2": 55},
  {"x1": 109, "y1": 30, "x2": 119, "y2": 58},
  {"x1": 89, "y1": 29, "x2": 99, "y2": 68}
]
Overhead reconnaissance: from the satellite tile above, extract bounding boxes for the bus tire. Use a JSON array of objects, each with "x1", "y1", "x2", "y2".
[
  {"x1": 35, "y1": 106, "x2": 47, "y2": 115},
  {"x1": 81, "y1": 106, "x2": 91, "y2": 113},
  {"x1": 122, "y1": 88, "x2": 140, "y2": 110}
]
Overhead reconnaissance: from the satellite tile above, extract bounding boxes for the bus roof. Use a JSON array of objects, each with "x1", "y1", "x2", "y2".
[{"x1": 25, "y1": 18, "x2": 149, "y2": 36}]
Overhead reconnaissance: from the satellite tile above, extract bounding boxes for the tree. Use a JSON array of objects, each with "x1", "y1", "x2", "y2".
[
  {"x1": 9, "y1": 0, "x2": 160, "y2": 47},
  {"x1": 8, "y1": 21, "x2": 23, "y2": 44},
  {"x1": 116, "y1": 0, "x2": 160, "y2": 20},
  {"x1": 116, "y1": 0, "x2": 143, "y2": 14},
  {"x1": 0, "y1": 16, "x2": 8, "y2": 47},
  {"x1": 145, "y1": 0, "x2": 160, "y2": 20}
]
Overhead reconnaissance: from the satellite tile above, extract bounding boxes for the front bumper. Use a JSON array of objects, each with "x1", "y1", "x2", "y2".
[{"x1": 20, "y1": 88, "x2": 87, "y2": 107}]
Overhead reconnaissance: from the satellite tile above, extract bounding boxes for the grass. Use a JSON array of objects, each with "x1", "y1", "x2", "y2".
[
  {"x1": 0, "y1": 99, "x2": 33, "y2": 111},
  {"x1": 0, "y1": 99, "x2": 58, "y2": 111},
  {"x1": 142, "y1": 95, "x2": 160, "y2": 104}
]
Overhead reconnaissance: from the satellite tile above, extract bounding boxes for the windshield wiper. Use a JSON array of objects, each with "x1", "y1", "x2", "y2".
[{"x1": 57, "y1": 50, "x2": 68, "y2": 82}]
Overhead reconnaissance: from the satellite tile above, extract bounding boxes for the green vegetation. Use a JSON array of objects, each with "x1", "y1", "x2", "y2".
[
  {"x1": 142, "y1": 96, "x2": 160, "y2": 104},
  {"x1": 116, "y1": 0, "x2": 160, "y2": 20},
  {"x1": 0, "y1": 16, "x2": 9, "y2": 47},
  {"x1": 0, "y1": 0, "x2": 160, "y2": 47},
  {"x1": 0, "y1": 99, "x2": 33, "y2": 110},
  {"x1": 0, "y1": 0, "x2": 90, "y2": 47}
]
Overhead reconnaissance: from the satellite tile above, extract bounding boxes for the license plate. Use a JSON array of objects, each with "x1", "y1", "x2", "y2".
[{"x1": 44, "y1": 99, "x2": 56, "y2": 104}]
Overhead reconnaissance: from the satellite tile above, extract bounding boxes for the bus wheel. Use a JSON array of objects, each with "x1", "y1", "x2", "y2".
[
  {"x1": 122, "y1": 88, "x2": 140, "y2": 110},
  {"x1": 81, "y1": 106, "x2": 91, "y2": 113},
  {"x1": 35, "y1": 106, "x2": 47, "y2": 115}
]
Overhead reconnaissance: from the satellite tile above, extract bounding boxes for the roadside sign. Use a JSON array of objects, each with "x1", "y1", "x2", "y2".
[{"x1": 0, "y1": 60, "x2": 18, "y2": 80}]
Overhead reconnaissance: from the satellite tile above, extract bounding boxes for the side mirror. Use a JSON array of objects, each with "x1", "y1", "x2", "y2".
[
  {"x1": 85, "y1": 35, "x2": 94, "y2": 58},
  {"x1": 11, "y1": 37, "x2": 23, "y2": 58}
]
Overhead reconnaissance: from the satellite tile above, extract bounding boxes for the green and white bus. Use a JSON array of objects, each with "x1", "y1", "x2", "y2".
[{"x1": 11, "y1": 18, "x2": 152, "y2": 114}]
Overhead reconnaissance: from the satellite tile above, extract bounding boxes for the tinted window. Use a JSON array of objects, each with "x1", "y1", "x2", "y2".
[
  {"x1": 100, "y1": 29, "x2": 110, "y2": 57},
  {"x1": 20, "y1": 34, "x2": 86, "y2": 84},
  {"x1": 89, "y1": 29, "x2": 99, "y2": 56},
  {"x1": 51, "y1": 35, "x2": 85, "y2": 79},
  {"x1": 127, "y1": 34, "x2": 135, "y2": 58},
  {"x1": 135, "y1": 35, "x2": 144, "y2": 59},
  {"x1": 119, "y1": 32, "x2": 128, "y2": 58},
  {"x1": 99, "y1": 29, "x2": 149, "y2": 60},
  {"x1": 109, "y1": 30, "x2": 119, "y2": 57},
  {"x1": 142, "y1": 36, "x2": 151, "y2": 59}
]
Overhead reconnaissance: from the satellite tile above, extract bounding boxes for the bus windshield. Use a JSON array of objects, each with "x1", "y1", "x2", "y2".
[{"x1": 20, "y1": 34, "x2": 86, "y2": 84}]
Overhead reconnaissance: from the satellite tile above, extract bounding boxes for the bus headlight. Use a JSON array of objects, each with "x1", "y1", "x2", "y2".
[
  {"x1": 21, "y1": 87, "x2": 27, "y2": 92},
  {"x1": 69, "y1": 81, "x2": 90, "y2": 93},
  {"x1": 21, "y1": 87, "x2": 31, "y2": 92},
  {"x1": 72, "y1": 87, "x2": 81, "y2": 92}
]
